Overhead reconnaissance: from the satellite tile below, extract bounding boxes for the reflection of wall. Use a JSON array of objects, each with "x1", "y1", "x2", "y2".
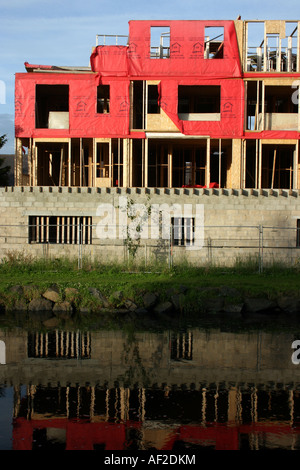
[
  {"x1": 0, "y1": 329, "x2": 27, "y2": 364},
  {"x1": 1, "y1": 327, "x2": 300, "y2": 388}
]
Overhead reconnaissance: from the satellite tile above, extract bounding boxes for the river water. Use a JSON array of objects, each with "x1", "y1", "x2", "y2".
[{"x1": 1, "y1": 311, "x2": 300, "y2": 451}]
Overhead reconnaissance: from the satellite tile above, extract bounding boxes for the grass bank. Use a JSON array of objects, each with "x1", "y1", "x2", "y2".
[{"x1": 0, "y1": 253, "x2": 300, "y2": 301}]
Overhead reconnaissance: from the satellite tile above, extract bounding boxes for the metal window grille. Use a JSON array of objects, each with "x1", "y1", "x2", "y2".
[
  {"x1": 171, "y1": 217, "x2": 195, "y2": 247},
  {"x1": 28, "y1": 216, "x2": 92, "y2": 245}
]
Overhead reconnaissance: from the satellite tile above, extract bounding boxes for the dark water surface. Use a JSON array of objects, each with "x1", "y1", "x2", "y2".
[{"x1": 1, "y1": 311, "x2": 300, "y2": 451}]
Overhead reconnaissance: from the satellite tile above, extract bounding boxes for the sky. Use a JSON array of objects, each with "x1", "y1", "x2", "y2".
[{"x1": 0, "y1": 0, "x2": 299, "y2": 154}]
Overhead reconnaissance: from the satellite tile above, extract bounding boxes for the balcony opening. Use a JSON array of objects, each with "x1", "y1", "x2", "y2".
[
  {"x1": 97, "y1": 85, "x2": 110, "y2": 114},
  {"x1": 246, "y1": 81, "x2": 263, "y2": 131},
  {"x1": 35, "y1": 84, "x2": 69, "y2": 129},
  {"x1": 150, "y1": 26, "x2": 170, "y2": 59},
  {"x1": 96, "y1": 142, "x2": 110, "y2": 187},
  {"x1": 262, "y1": 144, "x2": 294, "y2": 189},
  {"x1": 132, "y1": 139, "x2": 144, "y2": 187},
  {"x1": 172, "y1": 141, "x2": 207, "y2": 188},
  {"x1": 148, "y1": 141, "x2": 168, "y2": 187},
  {"x1": 204, "y1": 26, "x2": 224, "y2": 59},
  {"x1": 263, "y1": 86, "x2": 298, "y2": 131},
  {"x1": 245, "y1": 140, "x2": 257, "y2": 188},
  {"x1": 36, "y1": 142, "x2": 69, "y2": 186},
  {"x1": 210, "y1": 139, "x2": 232, "y2": 189},
  {"x1": 178, "y1": 85, "x2": 221, "y2": 121}
]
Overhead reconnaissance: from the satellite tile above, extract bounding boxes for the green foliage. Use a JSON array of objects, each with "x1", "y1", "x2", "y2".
[{"x1": 0, "y1": 134, "x2": 10, "y2": 186}]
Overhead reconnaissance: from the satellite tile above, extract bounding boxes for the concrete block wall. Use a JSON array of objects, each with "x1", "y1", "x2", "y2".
[{"x1": 0, "y1": 186, "x2": 300, "y2": 266}]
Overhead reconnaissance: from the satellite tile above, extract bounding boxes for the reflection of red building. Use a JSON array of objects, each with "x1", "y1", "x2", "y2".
[{"x1": 12, "y1": 418, "x2": 300, "y2": 450}]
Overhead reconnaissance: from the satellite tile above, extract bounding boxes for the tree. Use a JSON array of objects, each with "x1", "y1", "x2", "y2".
[{"x1": 0, "y1": 134, "x2": 10, "y2": 186}]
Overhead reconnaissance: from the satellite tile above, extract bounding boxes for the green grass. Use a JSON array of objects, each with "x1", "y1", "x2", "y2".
[{"x1": 0, "y1": 253, "x2": 300, "y2": 301}]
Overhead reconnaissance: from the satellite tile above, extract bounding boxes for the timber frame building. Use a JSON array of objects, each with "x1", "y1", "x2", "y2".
[{"x1": 14, "y1": 19, "x2": 300, "y2": 192}]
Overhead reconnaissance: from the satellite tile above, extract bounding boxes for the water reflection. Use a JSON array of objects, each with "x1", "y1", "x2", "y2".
[{"x1": 1, "y1": 319, "x2": 300, "y2": 450}]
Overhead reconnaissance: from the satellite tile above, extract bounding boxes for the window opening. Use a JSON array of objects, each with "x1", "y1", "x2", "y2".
[
  {"x1": 261, "y1": 144, "x2": 294, "y2": 189},
  {"x1": 27, "y1": 331, "x2": 91, "y2": 359},
  {"x1": 246, "y1": 21, "x2": 298, "y2": 72},
  {"x1": 170, "y1": 332, "x2": 193, "y2": 361},
  {"x1": 178, "y1": 85, "x2": 220, "y2": 121},
  {"x1": 97, "y1": 85, "x2": 110, "y2": 114},
  {"x1": 29, "y1": 216, "x2": 92, "y2": 244},
  {"x1": 131, "y1": 81, "x2": 145, "y2": 129},
  {"x1": 246, "y1": 81, "x2": 263, "y2": 131},
  {"x1": 147, "y1": 85, "x2": 160, "y2": 114},
  {"x1": 204, "y1": 26, "x2": 224, "y2": 59},
  {"x1": 263, "y1": 86, "x2": 298, "y2": 131},
  {"x1": 35, "y1": 85, "x2": 69, "y2": 129},
  {"x1": 171, "y1": 217, "x2": 195, "y2": 247},
  {"x1": 150, "y1": 26, "x2": 170, "y2": 59}
]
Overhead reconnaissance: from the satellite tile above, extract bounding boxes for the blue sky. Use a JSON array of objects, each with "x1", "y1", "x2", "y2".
[{"x1": 0, "y1": 0, "x2": 299, "y2": 153}]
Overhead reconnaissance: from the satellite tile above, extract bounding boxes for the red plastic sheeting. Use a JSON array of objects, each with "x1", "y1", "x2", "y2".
[
  {"x1": 158, "y1": 78, "x2": 244, "y2": 137},
  {"x1": 90, "y1": 46, "x2": 128, "y2": 77},
  {"x1": 127, "y1": 20, "x2": 242, "y2": 78},
  {"x1": 16, "y1": 20, "x2": 300, "y2": 141},
  {"x1": 245, "y1": 131, "x2": 300, "y2": 140},
  {"x1": 15, "y1": 73, "x2": 130, "y2": 138},
  {"x1": 182, "y1": 182, "x2": 219, "y2": 188},
  {"x1": 90, "y1": 21, "x2": 241, "y2": 78}
]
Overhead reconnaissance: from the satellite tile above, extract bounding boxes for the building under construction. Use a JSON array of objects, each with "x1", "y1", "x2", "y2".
[
  {"x1": 4, "y1": 19, "x2": 300, "y2": 265},
  {"x1": 14, "y1": 19, "x2": 300, "y2": 190}
]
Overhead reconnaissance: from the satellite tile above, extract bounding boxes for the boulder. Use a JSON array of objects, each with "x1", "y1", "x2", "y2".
[
  {"x1": 223, "y1": 303, "x2": 243, "y2": 314},
  {"x1": 124, "y1": 300, "x2": 137, "y2": 311},
  {"x1": 28, "y1": 298, "x2": 53, "y2": 312},
  {"x1": 202, "y1": 297, "x2": 225, "y2": 314},
  {"x1": 243, "y1": 298, "x2": 277, "y2": 314},
  {"x1": 154, "y1": 301, "x2": 173, "y2": 315},
  {"x1": 9, "y1": 285, "x2": 23, "y2": 296},
  {"x1": 43, "y1": 317, "x2": 60, "y2": 328},
  {"x1": 13, "y1": 300, "x2": 28, "y2": 311},
  {"x1": 143, "y1": 292, "x2": 158, "y2": 309},
  {"x1": 42, "y1": 286, "x2": 60, "y2": 303},
  {"x1": 171, "y1": 293, "x2": 185, "y2": 311},
  {"x1": 53, "y1": 301, "x2": 73, "y2": 317},
  {"x1": 277, "y1": 297, "x2": 300, "y2": 314},
  {"x1": 64, "y1": 287, "x2": 79, "y2": 302},
  {"x1": 88, "y1": 288, "x2": 109, "y2": 308},
  {"x1": 112, "y1": 291, "x2": 124, "y2": 301}
]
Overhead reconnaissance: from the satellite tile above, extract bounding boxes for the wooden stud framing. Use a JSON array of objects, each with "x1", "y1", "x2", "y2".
[{"x1": 206, "y1": 138, "x2": 210, "y2": 188}]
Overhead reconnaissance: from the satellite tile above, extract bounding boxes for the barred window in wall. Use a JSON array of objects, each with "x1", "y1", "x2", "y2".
[
  {"x1": 27, "y1": 331, "x2": 91, "y2": 359},
  {"x1": 171, "y1": 217, "x2": 195, "y2": 246},
  {"x1": 170, "y1": 332, "x2": 193, "y2": 361},
  {"x1": 28, "y1": 216, "x2": 92, "y2": 244}
]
